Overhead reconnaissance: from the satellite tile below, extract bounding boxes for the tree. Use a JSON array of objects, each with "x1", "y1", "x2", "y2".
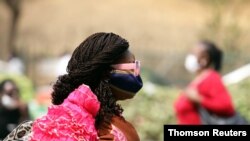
[{"x1": 4, "y1": 0, "x2": 21, "y2": 54}]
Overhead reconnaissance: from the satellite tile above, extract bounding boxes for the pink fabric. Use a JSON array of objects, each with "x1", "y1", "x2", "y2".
[
  {"x1": 111, "y1": 125, "x2": 127, "y2": 141},
  {"x1": 30, "y1": 84, "x2": 100, "y2": 141}
]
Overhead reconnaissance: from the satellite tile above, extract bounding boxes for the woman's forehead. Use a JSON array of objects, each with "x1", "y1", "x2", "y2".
[
  {"x1": 193, "y1": 43, "x2": 207, "y2": 56},
  {"x1": 117, "y1": 50, "x2": 135, "y2": 64},
  {"x1": 4, "y1": 82, "x2": 15, "y2": 91}
]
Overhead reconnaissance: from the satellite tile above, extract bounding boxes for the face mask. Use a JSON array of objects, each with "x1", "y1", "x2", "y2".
[
  {"x1": 185, "y1": 54, "x2": 200, "y2": 73},
  {"x1": 110, "y1": 60, "x2": 143, "y2": 100},
  {"x1": 1, "y1": 94, "x2": 18, "y2": 109}
]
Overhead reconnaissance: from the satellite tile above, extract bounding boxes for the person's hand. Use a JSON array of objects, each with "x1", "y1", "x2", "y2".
[
  {"x1": 17, "y1": 100, "x2": 30, "y2": 120},
  {"x1": 184, "y1": 88, "x2": 202, "y2": 103},
  {"x1": 17, "y1": 100, "x2": 27, "y2": 111}
]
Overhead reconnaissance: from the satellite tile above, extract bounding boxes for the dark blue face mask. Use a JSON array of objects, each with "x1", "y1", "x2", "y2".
[
  {"x1": 110, "y1": 70, "x2": 143, "y2": 100},
  {"x1": 110, "y1": 71, "x2": 143, "y2": 95}
]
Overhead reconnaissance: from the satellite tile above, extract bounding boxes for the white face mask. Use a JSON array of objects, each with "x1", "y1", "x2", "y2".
[
  {"x1": 184, "y1": 54, "x2": 200, "y2": 73},
  {"x1": 1, "y1": 94, "x2": 18, "y2": 109}
]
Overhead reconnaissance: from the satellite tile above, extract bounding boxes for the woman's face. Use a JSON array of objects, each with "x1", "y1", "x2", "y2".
[
  {"x1": 110, "y1": 50, "x2": 141, "y2": 100},
  {"x1": 192, "y1": 43, "x2": 209, "y2": 71},
  {"x1": 0, "y1": 82, "x2": 20, "y2": 109},
  {"x1": 2, "y1": 82, "x2": 19, "y2": 100}
]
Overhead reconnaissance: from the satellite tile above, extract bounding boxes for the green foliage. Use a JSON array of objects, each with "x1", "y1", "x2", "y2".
[
  {"x1": 120, "y1": 84, "x2": 178, "y2": 141},
  {"x1": 120, "y1": 69, "x2": 179, "y2": 141},
  {"x1": 229, "y1": 79, "x2": 250, "y2": 121}
]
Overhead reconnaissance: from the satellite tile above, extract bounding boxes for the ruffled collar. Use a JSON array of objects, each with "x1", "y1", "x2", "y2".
[
  {"x1": 64, "y1": 84, "x2": 100, "y2": 117},
  {"x1": 30, "y1": 84, "x2": 100, "y2": 141}
]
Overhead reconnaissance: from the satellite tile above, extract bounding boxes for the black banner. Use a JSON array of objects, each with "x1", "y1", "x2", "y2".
[{"x1": 164, "y1": 125, "x2": 250, "y2": 140}]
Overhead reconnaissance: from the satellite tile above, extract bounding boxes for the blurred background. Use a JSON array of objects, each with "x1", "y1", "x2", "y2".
[{"x1": 0, "y1": 0, "x2": 250, "y2": 140}]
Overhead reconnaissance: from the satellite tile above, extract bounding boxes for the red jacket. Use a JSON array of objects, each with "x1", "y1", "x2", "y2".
[{"x1": 174, "y1": 69, "x2": 235, "y2": 124}]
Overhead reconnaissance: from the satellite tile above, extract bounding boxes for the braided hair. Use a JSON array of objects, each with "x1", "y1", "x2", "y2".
[{"x1": 51, "y1": 32, "x2": 129, "y2": 127}]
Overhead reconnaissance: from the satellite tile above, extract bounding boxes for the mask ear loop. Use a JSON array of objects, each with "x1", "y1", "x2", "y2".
[{"x1": 134, "y1": 60, "x2": 140, "y2": 76}]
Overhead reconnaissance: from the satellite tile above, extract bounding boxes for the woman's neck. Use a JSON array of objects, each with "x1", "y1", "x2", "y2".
[
  {"x1": 191, "y1": 68, "x2": 212, "y2": 86},
  {"x1": 196, "y1": 67, "x2": 213, "y2": 75}
]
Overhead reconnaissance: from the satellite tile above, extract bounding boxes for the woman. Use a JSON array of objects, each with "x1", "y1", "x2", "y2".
[
  {"x1": 174, "y1": 40, "x2": 235, "y2": 124},
  {"x1": 4, "y1": 32, "x2": 143, "y2": 141},
  {"x1": 0, "y1": 79, "x2": 29, "y2": 139}
]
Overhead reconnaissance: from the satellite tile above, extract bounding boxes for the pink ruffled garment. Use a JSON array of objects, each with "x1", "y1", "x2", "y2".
[
  {"x1": 30, "y1": 84, "x2": 100, "y2": 141},
  {"x1": 111, "y1": 125, "x2": 127, "y2": 141}
]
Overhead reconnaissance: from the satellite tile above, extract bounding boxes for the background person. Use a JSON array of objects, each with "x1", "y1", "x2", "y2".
[
  {"x1": 174, "y1": 40, "x2": 235, "y2": 124},
  {"x1": 0, "y1": 79, "x2": 29, "y2": 139}
]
